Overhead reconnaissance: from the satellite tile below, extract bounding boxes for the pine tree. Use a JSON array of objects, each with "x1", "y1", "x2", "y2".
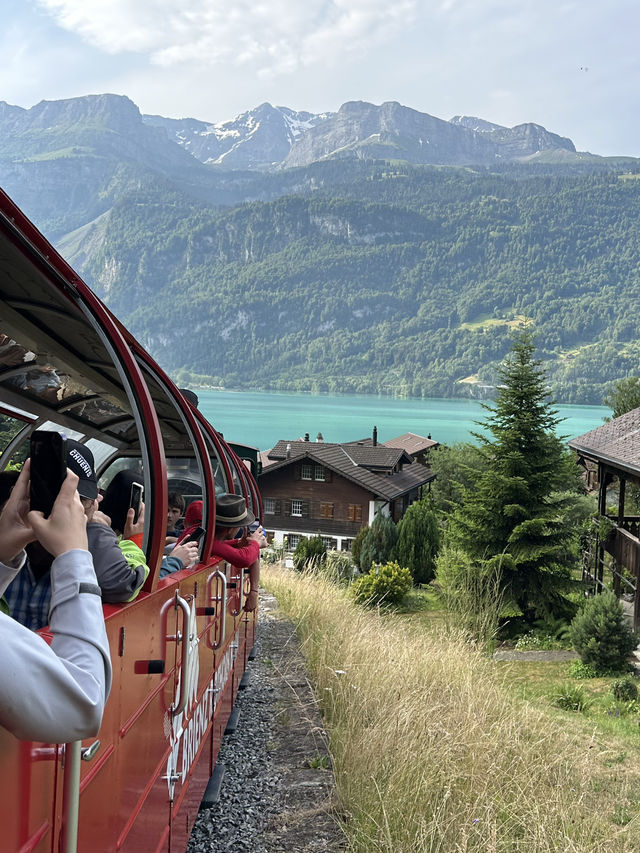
[
  {"x1": 445, "y1": 328, "x2": 580, "y2": 622},
  {"x1": 360, "y1": 513, "x2": 398, "y2": 573},
  {"x1": 394, "y1": 498, "x2": 440, "y2": 584}
]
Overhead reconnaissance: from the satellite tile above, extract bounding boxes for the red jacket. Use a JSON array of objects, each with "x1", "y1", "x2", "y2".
[{"x1": 211, "y1": 538, "x2": 259, "y2": 568}]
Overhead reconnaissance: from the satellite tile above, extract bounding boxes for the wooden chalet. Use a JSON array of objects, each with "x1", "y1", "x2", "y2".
[
  {"x1": 569, "y1": 407, "x2": 640, "y2": 629},
  {"x1": 258, "y1": 431, "x2": 436, "y2": 551}
]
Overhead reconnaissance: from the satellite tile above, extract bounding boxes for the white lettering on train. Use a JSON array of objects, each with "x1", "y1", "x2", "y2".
[{"x1": 165, "y1": 606, "x2": 238, "y2": 798}]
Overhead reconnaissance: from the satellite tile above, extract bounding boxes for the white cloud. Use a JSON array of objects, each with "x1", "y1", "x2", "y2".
[{"x1": 35, "y1": 0, "x2": 418, "y2": 76}]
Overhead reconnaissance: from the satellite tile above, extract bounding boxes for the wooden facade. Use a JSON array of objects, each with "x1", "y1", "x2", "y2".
[
  {"x1": 569, "y1": 409, "x2": 640, "y2": 630},
  {"x1": 258, "y1": 437, "x2": 435, "y2": 550}
]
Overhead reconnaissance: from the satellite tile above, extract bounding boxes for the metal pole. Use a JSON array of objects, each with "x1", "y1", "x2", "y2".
[{"x1": 62, "y1": 741, "x2": 82, "y2": 853}]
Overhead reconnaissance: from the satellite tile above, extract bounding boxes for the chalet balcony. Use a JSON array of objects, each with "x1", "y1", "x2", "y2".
[{"x1": 602, "y1": 517, "x2": 640, "y2": 580}]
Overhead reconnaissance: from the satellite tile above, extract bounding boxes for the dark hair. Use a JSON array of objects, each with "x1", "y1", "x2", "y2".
[
  {"x1": 100, "y1": 469, "x2": 144, "y2": 534},
  {"x1": 168, "y1": 491, "x2": 185, "y2": 512}
]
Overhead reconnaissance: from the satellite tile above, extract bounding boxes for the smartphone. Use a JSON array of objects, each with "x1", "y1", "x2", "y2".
[
  {"x1": 30, "y1": 430, "x2": 67, "y2": 518},
  {"x1": 129, "y1": 482, "x2": 144, "y2": 524},
  {"x1": 247, "y1": 520, "x2": 260, "y2": 533},
  {"x1": 183, "y1": 526, "x2": 204, "y2": 543}
]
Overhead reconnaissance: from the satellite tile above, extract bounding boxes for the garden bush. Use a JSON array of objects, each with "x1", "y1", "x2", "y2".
[
  {"x1": 552, "y1": 683, "x2": 591, "y2": 712},
  {"x1": 351, "y1": 560, "x2": 412, "y2": 607},
  {"x1": 569, "y1": 592, "x2": 638, "y2": 674},
  {"x1": 293, "y1": 535, "x2": 326, "y2": 571},
  {"x1": 359, "y1": 513, "x2": 398, "y2": 573},
  {"x1": 611, "y1": 676, "x2": 639, "y2": 703},
  {"x1": 568, "y1": 660, "x2": 599, "y2": 680},
  {"x1": 322, "y1": 550, "x2": 356, "y2": 584}
]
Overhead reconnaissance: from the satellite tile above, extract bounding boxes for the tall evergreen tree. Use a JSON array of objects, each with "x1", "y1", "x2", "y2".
[
  {"x1": 445, "y1": 328, "x2": 580, "y2": 622},
  {"x1": 360, "y1": 512, "x2": 398, "y2": 573},
  {"x1": 394, "y1": 498, "x2": 440, "y2": 584}
]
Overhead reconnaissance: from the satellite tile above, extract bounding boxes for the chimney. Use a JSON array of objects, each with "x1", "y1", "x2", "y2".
[
  {"x1": 304, "y1": 433, "x2": 309, "y2": 442},
  {"x1": 286, "y1": 443, "x2": 291, "y2": 459},
  {"x1": 373, "y1": 426, "x2": 377, "y2": 447},
  {"x1": 316, "y1": 432, "x2": 323, "y2": 442}
]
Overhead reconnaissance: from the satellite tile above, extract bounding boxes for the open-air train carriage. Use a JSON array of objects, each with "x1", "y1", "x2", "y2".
[{"x1": 0, "y1": 187, "x2": 261, "y2": 852}]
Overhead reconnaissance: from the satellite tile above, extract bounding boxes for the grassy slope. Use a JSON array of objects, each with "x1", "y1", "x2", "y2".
[{"x1": 263, "y1": 565, "x2": 640, "y2": 852}]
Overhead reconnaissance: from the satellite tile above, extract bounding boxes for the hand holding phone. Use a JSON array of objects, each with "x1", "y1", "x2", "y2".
[
  {"x1": 30, "y1": 430, "x2": 67, "y2": 518},
  {"x1": 183, "y1": 526, "x2": 204, "y2": 543},
  {"x1": 129, "y1": 482, "x2": 144, "y2": 525}
]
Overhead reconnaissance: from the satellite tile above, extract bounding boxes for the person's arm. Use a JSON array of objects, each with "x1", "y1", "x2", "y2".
[
  {"x1": 87, "y1": 523, "x2": 149, "y2": 603},
  {"x1": 0, "y1": 550, "x2": 111, "y2": 742},
  {"x1": 160, "y1": 541, "x2": 200, "y2": 577},
  {"x1": 210, "y1": 537, "x2": 260, "y2": 568},
  {"x1": 0, "y1": 470, "x2": 112, "y2": 742},
  {"x1": 243, "y1": 558, "x2": 260, "y2": 613}
]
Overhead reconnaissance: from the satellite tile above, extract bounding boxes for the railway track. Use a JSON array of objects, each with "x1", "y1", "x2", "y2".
[{"x1": 188, "y1": 590, "x2": 347, "y2": 852}]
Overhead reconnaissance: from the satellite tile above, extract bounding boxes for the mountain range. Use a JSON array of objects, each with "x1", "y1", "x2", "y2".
[{"x1": 0, "y1": 93, "x2": 638, "y2": 406}]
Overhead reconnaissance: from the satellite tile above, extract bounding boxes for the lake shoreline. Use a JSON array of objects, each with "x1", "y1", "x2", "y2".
[{"x1": 191, "y1": 389, "x2": 610, "y2": 453}]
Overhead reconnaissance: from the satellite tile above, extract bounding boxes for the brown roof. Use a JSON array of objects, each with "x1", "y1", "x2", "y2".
[
  {"x1": 267, "y1": 440, "x2": 410, "y2": 470},
  {"x1": 260, "y1": 441, "x2": 435, "y2": 500},
  {"x1": 383, "y1": 432, "x2": 439, "y2": 454},
  {"x1": 568, "y1": 407, "x2": 640, "y2": 479}
]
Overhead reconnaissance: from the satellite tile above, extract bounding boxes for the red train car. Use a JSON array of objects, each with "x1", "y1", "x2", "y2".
[{"x1": 0, "y1": 188, "x2": 260, "y2": 852}]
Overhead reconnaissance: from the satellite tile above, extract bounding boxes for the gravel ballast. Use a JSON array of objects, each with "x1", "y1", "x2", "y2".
[{"x1": 187, "y1": 590, "x2": 347, "y2": 853}]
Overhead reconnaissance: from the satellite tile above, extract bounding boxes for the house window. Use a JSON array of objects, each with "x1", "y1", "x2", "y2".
[
  {"x1": 301, "y1": 464, "x2": 313, "y2": 480},
  {"x1": 264, "y1": 498, "x2": 276, "y2": 514},
  {"x1": 288, "y1": 534, "x2": 300, "y2": 550},
  {"x1": 321, "y1": 536, "x2": 337, "y2": 550},
  {"x1": 291, "y1": 499, "x2": 303, "y2": 517},
  {"x1": 341, "y1": 539, "x2": 353, "y2": 552},
  {"x1": 315, "y1": 465, "x2": 325, "y2": 481},
  {"x1": 348, "y1": 504, "x2": 363, "y2": 522},
  {"x1": 320, "y1": 502, "x2": 334, "y2": 519}
]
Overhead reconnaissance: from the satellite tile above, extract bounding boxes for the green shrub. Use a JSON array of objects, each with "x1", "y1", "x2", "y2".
[
  {"x1": 394, "y1": 498, "x2": 440, "y2": 584},
  {"x1": 435, "y1": 544, "x2": 504, "y2": 649},
  {"x1": 351, "y1": 525, "x2": 369, "y2": 571},
  {"x1": 552, "y1": 683, "x2": 592, "y2": 712},
  {"x1": 359, "y1": 513, "x2": 398, "y2": 573},
  {"x1": 322, "y1": 550, "x2": 356, "y2": 584},
  {"x1": 568, "y1": 660, "x2": 599, "y2": 679},
  {"x1": 351, "y1": 561, "x2": 412, "y2": 607},
  {"x1": 569, "y1": 592, "x2": 638, "y2": 674},
  {"x1": 293, "y1": 535, "x2": 326, "y2": 571},
  {"x1": 611, "y1": 676, "x2": 639, "y2": 703}
]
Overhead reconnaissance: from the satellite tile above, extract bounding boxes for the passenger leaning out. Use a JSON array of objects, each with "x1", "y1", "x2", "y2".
[{"x1": 210, "y1": 494, "x2": 267, "y2": 613}]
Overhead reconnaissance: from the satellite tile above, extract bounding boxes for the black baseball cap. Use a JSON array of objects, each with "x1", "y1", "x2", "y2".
[{"x1": 66, "y1": 440, "x2": 98, "y2": 500}]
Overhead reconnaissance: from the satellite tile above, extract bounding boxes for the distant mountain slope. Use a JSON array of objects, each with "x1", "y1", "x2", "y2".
[
  {"x1": 1, "y1": 93, "x2": 639, "y2": 405},
  {"x1": 143, "y1": 103, "x2": 332, "y2": 169},
  {"x1": 0, "y1": 94, "x2": 226, "y2": 237},
  {"x1": 449, "y1": 115, "x2": 576, "y2": 159},
  {"x1": 79, "y1": 162, "x2": 640, "y2": 404}
]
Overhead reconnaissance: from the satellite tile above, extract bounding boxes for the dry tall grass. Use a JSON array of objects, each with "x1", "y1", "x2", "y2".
[{"x1": 262, "y1": 564, "x2": 640, "y2": 852}]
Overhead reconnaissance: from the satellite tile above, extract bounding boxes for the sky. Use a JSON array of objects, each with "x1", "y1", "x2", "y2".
[{"x1": 1, "y1": 0, "x2": 639, "y2": 157}]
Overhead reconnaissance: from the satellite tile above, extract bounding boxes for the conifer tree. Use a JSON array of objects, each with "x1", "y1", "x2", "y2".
[
  {"x1": 394, "y1": 498, "x2": 440, "y2": 584},
  {"x1": 359, "y1": 512, "x2": 398, "y2": 573},
  {"x1": 445, "y1": 328, "x2": 580, "y2": 622}
]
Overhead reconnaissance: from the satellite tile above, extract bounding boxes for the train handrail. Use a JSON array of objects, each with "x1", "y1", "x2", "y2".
[{"x1": 205, "y1": 569, "x2": 227, "y2": 650}]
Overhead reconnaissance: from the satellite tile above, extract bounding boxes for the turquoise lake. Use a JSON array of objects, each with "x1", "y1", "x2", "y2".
[{"x1": 196, "y1": 390, "x2": 609, "y2": 452}]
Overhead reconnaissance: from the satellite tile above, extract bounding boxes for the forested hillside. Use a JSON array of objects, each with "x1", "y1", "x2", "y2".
[
  {"x1": 2, "y1": 94, "x2": 639, "y2": 403},
  {"x1": 82, "y1": 160, "x2": 640, "y2": 403}
]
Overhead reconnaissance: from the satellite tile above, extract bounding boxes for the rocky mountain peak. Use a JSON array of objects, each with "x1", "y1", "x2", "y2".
[{"x1": 450, "y1": 115, "x2": 575, "y2": 157}]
